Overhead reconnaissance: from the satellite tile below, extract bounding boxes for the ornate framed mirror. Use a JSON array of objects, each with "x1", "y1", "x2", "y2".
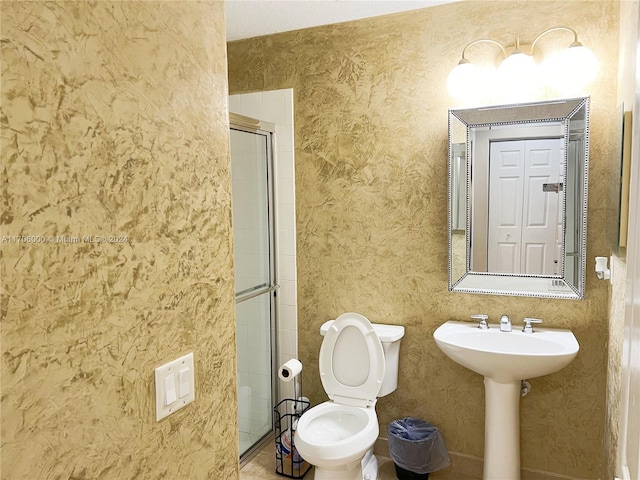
[{"x1": 448, "y1": 97, "x2": 589, "y2": 299}]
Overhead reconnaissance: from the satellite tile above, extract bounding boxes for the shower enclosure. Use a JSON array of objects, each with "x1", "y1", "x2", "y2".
[{"x1": 229, "y1": 113, "x2": 278, "y2": 459}]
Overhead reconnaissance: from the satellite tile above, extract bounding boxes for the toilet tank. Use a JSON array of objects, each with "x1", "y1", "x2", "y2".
[{"x1": 320, "y1": 320, "x2": 405, "y2": 397}]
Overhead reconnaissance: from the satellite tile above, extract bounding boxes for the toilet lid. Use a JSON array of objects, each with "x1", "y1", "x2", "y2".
[{"x1": 319, "y1": 312, "x2": 385, "y2": 408}]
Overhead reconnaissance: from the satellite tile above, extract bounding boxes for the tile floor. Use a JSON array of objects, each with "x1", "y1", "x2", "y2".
[{"x1": 240, "y1": 442, "x2": 478, "y2": 480}]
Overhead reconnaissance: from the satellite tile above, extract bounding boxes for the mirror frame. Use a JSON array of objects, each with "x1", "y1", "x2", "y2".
[{"x1": 448, "y1": 97, "x2": 590, "y2": 299}]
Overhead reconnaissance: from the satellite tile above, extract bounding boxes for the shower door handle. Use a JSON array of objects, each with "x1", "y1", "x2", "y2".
[{"x1": 235, "y1": 284, "x2": 280, "y2": 304}]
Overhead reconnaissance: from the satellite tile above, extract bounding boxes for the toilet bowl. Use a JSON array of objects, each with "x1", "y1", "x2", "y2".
[
  {"x1": 295, "y1": 402, "x2": 378, "y2": 474},
  {"x1": 295, "y1": 312, "x2": 404, "y2": 480}
]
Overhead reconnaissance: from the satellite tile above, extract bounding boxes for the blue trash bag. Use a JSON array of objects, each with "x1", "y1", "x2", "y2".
[{"x1": 388, "y1": 418, "x2": 451, "y2": 475}]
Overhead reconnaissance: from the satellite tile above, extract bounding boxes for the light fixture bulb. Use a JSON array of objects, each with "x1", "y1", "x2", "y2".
[
  {"x1": 497, "y1": 51, "x2": 541, "y2": 102},
  {"x1": 447, "y1": 60, "x2": 498, "y2": 105},
  {"x1": 447, "y1": 61, "x2": 477, "y2": 102},
  {"x1": 564, "y1": 44, "x2": 598, "y2": 84},
  {"x1": 542, "y1": 44, "x2": 598, "y2": 95}
]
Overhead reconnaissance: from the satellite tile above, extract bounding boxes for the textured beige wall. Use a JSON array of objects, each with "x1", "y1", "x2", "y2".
[
  {"x1": 229, "y1": 1, "x2": 620, "y2": 477},
  {"x1": 604, "y1": 1, "x2": 639, "y2": 478},
  {"x1": 1, "y1": 2, "x2": 238, "y2": 479}
]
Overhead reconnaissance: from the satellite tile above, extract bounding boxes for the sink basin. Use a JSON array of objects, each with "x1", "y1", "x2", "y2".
[
  {"x1": 433, "y1": 320, "x2": 579, "y2": 479},
  {"x1": 433, "y1": 320, "x2": 579, "y2": 383}
]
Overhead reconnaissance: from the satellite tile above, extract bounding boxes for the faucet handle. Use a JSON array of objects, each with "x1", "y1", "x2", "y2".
[
  {"x1": 471, "y1": 314, "x2": 489, "y2": 330},
  {"x1": 522, "y1": 318, "x2": 543, "y2": 333},
  {"x1": 500, "y1": 315, "x2": 512, "y2": 332}
]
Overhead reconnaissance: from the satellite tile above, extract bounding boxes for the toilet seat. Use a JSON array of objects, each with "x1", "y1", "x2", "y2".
[{"x1": 319, "y1": 312, "x2": 385, "y2": 407}]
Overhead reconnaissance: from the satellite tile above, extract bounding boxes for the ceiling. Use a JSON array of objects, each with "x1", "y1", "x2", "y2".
[{"x1": 226, "y1": 0, "x2": 458, "y2": 41}]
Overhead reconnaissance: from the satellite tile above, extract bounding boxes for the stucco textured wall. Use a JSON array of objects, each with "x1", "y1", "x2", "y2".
[
  {"x1": 228, "y1": 1, "x2": 619, "y2": 477},
  {"x1": 604, "y1": 1, "x2": 639, "y2": 478},
  {"x1": 1, "y1": 2, "x2": 238, "y2": 479}
]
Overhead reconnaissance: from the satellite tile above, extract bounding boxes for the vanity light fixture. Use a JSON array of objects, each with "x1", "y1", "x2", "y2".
[{"x1": 447, "y1": 27, "x2": 598, "y2": 103}]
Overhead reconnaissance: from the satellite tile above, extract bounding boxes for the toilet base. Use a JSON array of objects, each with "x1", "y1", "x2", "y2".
[
  {"x1": 313, "y1": 448, "x2": 378, "y2": 480},
  {"x1": 361, "y1": 448, "x2": 378, "y2": 480}
]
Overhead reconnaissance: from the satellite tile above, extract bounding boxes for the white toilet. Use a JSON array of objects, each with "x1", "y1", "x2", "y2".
[{"x1": 295, "y1": 312, "x2": 405, "y2": 480}]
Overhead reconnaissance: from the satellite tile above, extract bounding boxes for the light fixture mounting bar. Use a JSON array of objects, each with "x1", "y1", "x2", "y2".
[
  {"x1": 531, "y1": 26, "x2": 581, "y2": 50},
  {"x1": 459, "y1": 38, "x2": 507, "y2": 63}
]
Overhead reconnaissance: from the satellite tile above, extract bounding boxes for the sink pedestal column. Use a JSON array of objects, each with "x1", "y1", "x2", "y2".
[{"x1": 483, "y1": 378, "x2": 521, "y2": 480}]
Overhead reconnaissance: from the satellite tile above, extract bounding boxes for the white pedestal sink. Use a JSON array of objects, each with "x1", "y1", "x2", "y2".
[{"x1": 433, "y1": 320, "x2": 579, "y2": 480}]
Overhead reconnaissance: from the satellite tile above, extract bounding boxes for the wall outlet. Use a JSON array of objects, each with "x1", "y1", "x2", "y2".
[{"x1": 154, "y1": 352, "x2": 195, "y2": 421}]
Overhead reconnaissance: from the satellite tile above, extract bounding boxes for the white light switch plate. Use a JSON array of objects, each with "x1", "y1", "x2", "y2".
[{"x1": 155, "y1": 352, "x2": 195, "y2": 421}]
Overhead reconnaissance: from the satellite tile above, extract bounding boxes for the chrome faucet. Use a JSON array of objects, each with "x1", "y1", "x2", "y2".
[
  {"x1": 471, "y1": 314, "x2": 489, "y2": 330},
  {"x1": 500, "y1": 315, "x2": 512, "y2": 332},
  {"x1": 522, "y1": 318, "x2": 543, "y2": 333}
]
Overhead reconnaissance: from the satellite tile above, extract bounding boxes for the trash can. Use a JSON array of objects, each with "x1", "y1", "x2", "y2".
[{"x1": 388, "y1": 418, "x2": 450, "y2": 480}]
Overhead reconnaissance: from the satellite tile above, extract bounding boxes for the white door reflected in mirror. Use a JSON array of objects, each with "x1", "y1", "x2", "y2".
[{"x1": 485, "y1": 138, "x2": 563, "y2": 275}]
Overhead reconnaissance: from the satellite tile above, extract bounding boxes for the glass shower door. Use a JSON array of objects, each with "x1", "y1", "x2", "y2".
[{"x1": 230, "y1": 119, "x2": 277, "y2": 458}]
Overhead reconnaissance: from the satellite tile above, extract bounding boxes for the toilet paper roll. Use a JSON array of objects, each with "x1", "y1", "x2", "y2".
[{"x1": 279, "y1": 359, "x2": 302, "y2": 382}]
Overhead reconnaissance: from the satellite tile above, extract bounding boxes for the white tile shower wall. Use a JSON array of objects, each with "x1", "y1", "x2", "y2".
[{"x1": 230, "y1": 89, "x2": 299, "y2": 404}]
